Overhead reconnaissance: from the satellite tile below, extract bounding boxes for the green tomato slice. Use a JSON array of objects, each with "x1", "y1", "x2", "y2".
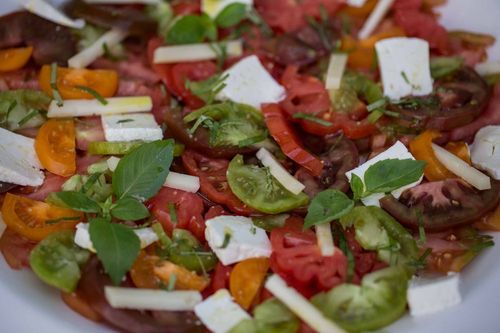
[
  {"x1": 227, "y1": 155, "x2": 309, "y2": 214},
  {"x1": 312, "y1": 266, "x2": 409, "y2": 333},
  {"x1": 29, "y1": 230, "x2": 90, "y2": 293},
  {"x1": 184, "y1": 102, "x2": 268, "y2": 148}
]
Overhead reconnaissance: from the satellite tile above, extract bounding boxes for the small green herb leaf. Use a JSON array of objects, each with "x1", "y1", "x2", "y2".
[
  {"x1": 52, "y1": 191, "x2": 101, "y2": 213},
  {"x1": 215, "y1": 3, "x2": 247, "y2": 28},
  {"x1": 364, "y1": 159, "x2": 426, "y2": 195},
  {"x1": 89, "y1": 218, "x2": 141, "y2": 285},
  {"x1": 292, "y1": 112, "x2": 333, "y2": 127},
  {"x1": 304, "y1": 189, "x2": 354, "y2": 229},
  {"x1": 185, "y1": 73, "x2": 228, "y2": 105},
  {"x1": 111, "y1": 197, "x2": 150, "y2": 221},
  {"x1": 74, "y1": 85, "x2": 108, "y2": 105},
  {"x1": 166, "y1": 14, "x2": 217, "y2": 45},
  {"x1": 350, "y1": 173, "x2": 364, "y2": 200},
  {"x1": 112, "y1": 140, "x2": 174, "y2": 202}
]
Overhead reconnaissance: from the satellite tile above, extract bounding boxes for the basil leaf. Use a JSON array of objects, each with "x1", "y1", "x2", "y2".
[
  {"x1": 89, "y1": 218, "x2": 140, "y2": 285},
  {"x1": 166, "y1": 14, "x2": 216, "y2": 45},
  {"x1": 350, "y1": 173, "x2": 364, "y2": 200},
  {"x1": 51, "y1": 191, "x2": 101, "y2": 213},
  {"x1": 364, "y1": 159, "x2": 425, "y2": 195},
  {"x1": 304, "y1": 189, "x2": 354, "y2": 229},
  {"x1": 215, "y1": 3, "x2": 247, "y2": 28},
  {"x1": 111, "y1": 197, "x2": 150, "y2": 221},
  {"x1": 112, "y1": 140, "x2": 174, "y2": 202}
]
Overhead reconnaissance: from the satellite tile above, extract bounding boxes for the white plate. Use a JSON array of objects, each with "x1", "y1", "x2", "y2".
[{"x1": 0, "y1": 0, "x2": 499, "y2": 332}]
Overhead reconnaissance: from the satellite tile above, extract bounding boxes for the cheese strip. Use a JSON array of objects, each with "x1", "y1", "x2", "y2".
[
  {"x1": 22, "y1": 0, "x2": 85, "y2": 29},
  {"x1": 358, "y1": 0, "x2": 395, "y2": 39},
  {"x1": 154, "y1": 40, "x2": 243, "y2": 64},
  {"x1": 256, "y1": 148, "x2": 305, "y2": 195},
  {"x1": 48, "y1": 97, "x2": 152, "y2": 118},
  {"x1": 164, "y1": 172, "x2": 201, "y2": 193},
  {"x1": 325, "y1": 53, "x2": 348, "y2": 90},
  {"x1": 316, "y1": 223, "x2": 335, "y2": 256}
]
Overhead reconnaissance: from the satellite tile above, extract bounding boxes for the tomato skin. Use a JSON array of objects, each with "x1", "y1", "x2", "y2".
[
  {"x1": 38, "y1": 65, "x2": 118, "y2": 100},
  {"x1": 171, "y1": 0, "x2": 201, "y2": 15},
  {"x1": 262, "y1": 104, "x2": 323, "y2": 177},
  {"x1": 211, "y1": 262, "x2": 233, "y2": 293},
  {"x1": 148, "y1": 187, "x2": 206, "y2": 242},
  {"x1": 280, "y1": 66, "x2": 330, "y2": 116},
  {"x1": 270, "y1": 217, "x2": 347, "y2": 297},
  {"x1": 1, "y1": 194, "x2": 82, "y2": 241},
  {"x1": 182, "y1": 150, "x2": 253, "y2": 215},
  {"x1": 130, "y1": 252, "x2": 162, "y2": 289},
  {"x1": 0, "y1": 227, "x2": 37, "y2": 270},
  {"x1": 35, "y1": 119, "x2": 76, "y2": 177},
  {"x1": 61, "y1": 290, "x2": 101, "y2": 322},
  {"x1": 0, "y1": 46, "x2": 33, "y2": 72},
  {"x1": 229, "y1": 258, "x2": 270, "y2": 310}
]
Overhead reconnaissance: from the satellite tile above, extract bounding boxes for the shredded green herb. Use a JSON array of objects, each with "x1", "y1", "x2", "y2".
[
  {"x1": 167, "y1": 273, "x2": 177, "y2": 291},
  {"x1": 238, "y1": 130, "x2": 268, "y2": 147},
  {"x1": 17, "y1": 108, "x2": 39, "y2": 126},
  {"x1": 168, "y1": 202, "x2": 178, "y2": 225},
  {"x1": 50, "y1": 63, "x2": 64, "y2": 107},
  {"x1": 152, "y1": 222, "x2": 172, "y2": 249},
  {"x1": 117, "y1": 119, "x2": 134, "y2": 124},
  {"x1": 1, "y1": 100, "x2": 17, "y2": 125},
  {"x1": 46, "y1": 216, "x2": 81, "y2": 225},
  {"x1": 219, "y1": 231, "x2": 232, "y2": 249},
  {"x1": 292, "y1": 112, "x2": 333, "y2": 126},
  {"x1": 74, "y1": 85, "x2": 108, "y2": 105}
]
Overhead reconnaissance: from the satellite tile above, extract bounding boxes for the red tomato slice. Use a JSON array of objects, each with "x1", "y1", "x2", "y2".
[
  {"x1": 210, "y1": 262, "x2": 233, "y2": 293},
  {"x1": 148, "y1": 187, "x2": 206, "y2": 242},
  {"x1": 147, "y1": 38, "x2": 216, "y2": 109},
  {"x1": 298, "y1": 111, "x2": 377, "y2": 139},
  {"x1": 280, "y1": 66, "x2": 331, "y2": 116},
  {"x1": 182, "y1": 150, "x2": 253, "y2": 215},
  {"x1": 171, "y1": 0, "x2": 201, "y2": 15},
  {"x1": 262, "y1": 104, "x2": 323, "y2": 177},
  {"x1": 0, "y1": 228, "x2": 37, "y2": 270},
  {"x1": 270, "y1": 217, "x2": 347, "y2": 297}
]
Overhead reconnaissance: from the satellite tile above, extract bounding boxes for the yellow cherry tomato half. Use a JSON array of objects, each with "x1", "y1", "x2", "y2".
[
  {"x1": 229, "y1": 257, "x2": 270, "y2": 310},
  {"x1": 0, "y1": 46, "x2": 33, "y2": 72}
]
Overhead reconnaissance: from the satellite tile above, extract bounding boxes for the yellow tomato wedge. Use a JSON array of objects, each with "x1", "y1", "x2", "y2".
[
  {"x1": 154, "y1": 261, "x2": 210, "y2": 291},
  {"x1": 35, "y1": 119, "x2": 76, "y2": 177},
  {"x1": 0, "y1": 46, "x2": 33, "y2": 72},
  {"x1": 229, "y1": 257, "x2": 270, "y2": 310},
  {"x1": 39, "y1": 65, "x2": 118, "y2": 100},
  {"x1": 1, "y1": 193, "x2": 82, "y2": 241}
]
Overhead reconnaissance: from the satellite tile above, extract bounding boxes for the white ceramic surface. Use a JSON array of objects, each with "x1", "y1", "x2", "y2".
[{"x1": 1, "y1": 0, "x2": 499, "y2": 332}]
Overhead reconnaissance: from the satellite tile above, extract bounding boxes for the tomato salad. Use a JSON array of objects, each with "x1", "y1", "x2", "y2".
[{"x1": 0, "y1": 0, "x2": 499, "y2": 332}]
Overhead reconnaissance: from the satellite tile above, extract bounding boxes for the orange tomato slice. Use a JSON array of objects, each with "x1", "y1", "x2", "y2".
[
  {"x1": 1, "y1": 193, "x2": 82, "y2": 241},
  {"x1": 0, "y1": 46, "x2": 33, "y2": 72},
  {"x1": 35, "y1": 119, "x2": 76, "y2": 177},
  {"x1": 409, "y1": 130, "x2": 471, "y2": 182},
  {"x1": 229, "y1": 258, "x2": 269, "y2": 310},
  {"x1": 154, "y1": 261, "x2": 210, "y2": 291},
  {"x1": 130, "y1": 252, "x2": 162, "y2": 289},
  {"x1": 38, "y1": 65, "x2": 118, "y2": 100}
]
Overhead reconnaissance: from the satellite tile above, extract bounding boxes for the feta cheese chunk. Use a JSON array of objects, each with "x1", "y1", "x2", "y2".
[
  {"x1": 375, "y1": 37, "x2": 433, "y2": 100},
  {"x1": 101, "y1": 113, "x2": 163, "y2": 142},
  {"x1": 345, "y1": 141, "x2": 423, "y2": 207},
  {"x1": 105, "y1": 287, "x2": 202, "y2": 311},
  {"x1": 205, "y1": 215, "x2": 272, "y2": 265},
  {"x1": 202, "y1": 0, "x2": 253, "y2": 18},
  {"x1": 164, "y1": 172, "x2": 200, "y2": 193},
  {"x1": 74, "y1": 223, "x2": 158, "y2": 252},
  {"x1": 471, "y1": 125, "x2": 500, "y2": 180},
  {"x1": 216, "y1": 55, "x2": 286, "y2": 108},
  {"x1": 407, "y1": 273, "x2": 461, "y2": 317},
  {"x1": 194, "y1": 289, "x2": 250, "y2": 333},
  {"x1": 0, "y1": 128, "x2": 44, "y2": 186}
]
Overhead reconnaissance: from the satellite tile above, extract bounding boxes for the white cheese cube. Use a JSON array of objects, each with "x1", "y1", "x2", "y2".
[
  {"x1": 74, "y1": 223, "x2": 158, "y2": 252},
  {"x1": 470, "y1": 126, "x2": 500, "y2": 180},
  {"x1": 101, "y1": 113, "x2": 163, "y2": 142},
  {"x1": 375, "y1": 37, "x2": 433, "y2": 100},
  {"x1": 164, "y1": 172, "x2": 200, "y2": 193},
  {"x1": 0, "y1": 128, "x2": 44, "y2": 186},
  {"x1": 202, "y1": 0, "x2": 253, "y2": 18},
  {"x1": 216, "y1": 55, "x2": 286, "y2": 108},
  {"x1": 205, "y1": 215, "x2": 272, "y2": 265},
  {"x1": 345, "y1": 141, "x2": 423, "y2": 207},
  {"x1": 407, "y1": 273, "x2": 461, "y2": 317},
  {"x1": 194, "y1": 289, "x2": 250, "y2": 333}
]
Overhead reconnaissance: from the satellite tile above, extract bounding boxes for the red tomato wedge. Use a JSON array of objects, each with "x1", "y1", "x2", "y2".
[{"x1": 262, "y1": 104, "x2": 323, "y2": 177}]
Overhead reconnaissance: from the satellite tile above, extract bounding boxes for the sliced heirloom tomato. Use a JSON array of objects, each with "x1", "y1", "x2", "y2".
[
  {"x1": 0, "y1": 46, "x2": 33, "y2": 72},
  {"x1": 227, "y1": 155, "x2": 309, "y2": 214},
  {"x1": 312, "y1": 266, "x2": 409, "y2": 333},
  {"x1": 381, "y1": 179, "x2": 500, "y2": 231},
  {"x1": 230, "y1": 258, "x2": 270, "y2": 310},
  {"x1": 0, "y1": 228, "x2": 37, "y2": 269},
  {"x1": 154, "y1": 261, "x2": 210, "y2": 291},
  {"x1": 130, "y1": 251, "x2": 162, "y2": 289},
  {"x1": 270, "y1": 217, "x2": 347, "y2": 297},
  {"x1": 148, "y1": 187, "x2": 206, "y2": 242},
  {"x1": 1, "y1": 193, "x2": 82, "y2": 241},
  {"x1": 262, "y1": 104, "x2": 323, "y2": 176},
  {"x1": 409, "y1": 130, "x2": 471, "y2": 181},
  {"x1": 39, "y1": 65, "x2": 118, "y2": 100},
  {"x1": 182, "y1": 150, "x2": 253, "y2": 215},
  {"x1": 35, "y1": 119, "x2": 76, "y2": 177},
  {"x1": 61, "y1": 290, "x2": 101, "y2": 322}
]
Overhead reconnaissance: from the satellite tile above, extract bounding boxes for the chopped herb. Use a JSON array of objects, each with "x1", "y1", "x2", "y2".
[
  {"x1": 74, "y1": 85, "x2": 108, "y2": 105},
  {"x1": 116, "y1": 119, "x2": 134, "y2": 124},
  {"x1": 249, "y1": 226, "x2": 257, "y2": 235},
  {"x1": 366, "y1": 98, "x2": 387, "y2": 112},
  {"x1": 416, "y1": 210, "x2": 426, "y2": 246},
  {"x1": 17, "y1": 108, "x2": 39, "y2": 126},
  {"x1": 471, "y1": 239, "x2": 495, "y2": 252},
  {"x1": 407, "y1": 248, "x2": 432, "y2": 270},
  {"x1": 167, "y1": 273, "x2": 177, "y2": 291},
  {"x1": 1, "y1": 100, "x2": 17, "y2": 125},
  {"x1": 46, "y1": 216, "x2": 81, "y2": 225},
  {"x1": 186, "y1": 73, "x2": 228, "y2": 105},
  {"x1": 50, "y1": 63, "x2": 64, "y2": 107},
  {"x1": 219, "y1": 230, "x2": 232, "y2": 249},
  {"x1": 400, "y1": 71, "x2": 410, "y2": 85},
  {"x1": 392, "y1": 95, "x2": 440, "y2": 110},
  {"x1": 306, "y1": 16, "x2": 332, "y2": 51},
  {"x1": 209, "y1": 42, "x2": 228, "y2": 70},
  {"x1": 292, "y1": 112, "x2": 333, "y2": 127},
  {"x1": 168, "y1": 202, "x2": 178, "y2": 224},
  {"x1": 188, "y1": 114, "x2": 216, "y2": 135},
  {"x1": 152, "y1": 222, "x2": 172, "y2": 249}
]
